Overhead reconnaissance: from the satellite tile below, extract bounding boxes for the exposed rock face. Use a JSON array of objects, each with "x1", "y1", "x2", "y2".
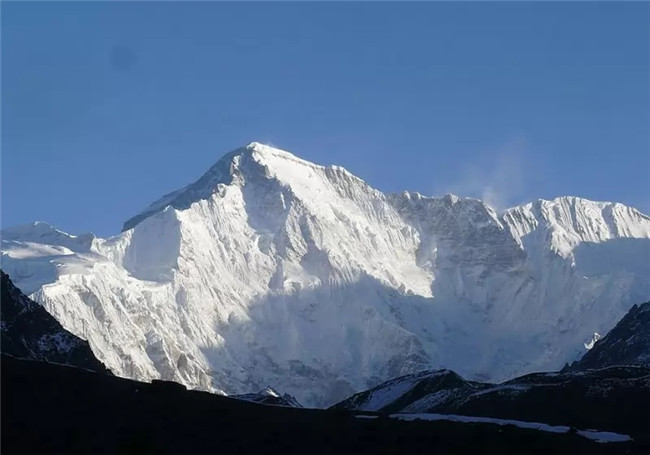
[
  {"x1": 0, "y1": 270, "x2": 109, "y2": 373},
  {"x1": 565, "y1": 301, "x2": 650, "y2": 371},
  {"x1": 2, "y1": 142, "x2": 649, "y2": 406}
]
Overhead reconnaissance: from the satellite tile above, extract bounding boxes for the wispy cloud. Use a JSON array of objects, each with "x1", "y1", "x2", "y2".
[{"x1": 437, "y1": 136, "x2": 532, "y2": 212}]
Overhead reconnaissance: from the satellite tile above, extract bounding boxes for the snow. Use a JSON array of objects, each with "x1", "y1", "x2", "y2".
[
  {"x1": 2, "y1": 142, "x2": 650, "y2": 407},
  {"x1": 584, "y1": 332, "x2": 601, "y2": 350},
  {"x1": 360, "y1": 376, "x2": 423, "y2": 411},
  {"x1": 261, "y1": 387, "x2": 280, "y2": 398},
  {"x1": 390, "y1": 413, "x2": 632, "y2": 443},
  {"x1": 340, "y1": 370, "x2": 463, "y2": 412},
  {"x1": 232, "y1": 386, "x2": 299, "y2": 406},
  {"x1": 401, "y1": 390, "x2": 454, "y2": 413},
  {"x1": 576, "y1": 429, "x2": 633, "y2": 443}
]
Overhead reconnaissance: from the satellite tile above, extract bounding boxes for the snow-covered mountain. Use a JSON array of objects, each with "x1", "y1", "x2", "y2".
[{"x1": 2, "y1": 142, "x2": 649, "y2": 406}]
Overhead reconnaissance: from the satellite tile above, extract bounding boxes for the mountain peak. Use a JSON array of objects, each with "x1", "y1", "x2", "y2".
[
  {"x1": 245, "y1": 141, "x2": 282, "y2": 154},
  {"x1": 122, "y1": 143, "x2": 278, "y2": 231},
  {"x1": 122, "y1": 142, "x2": 364, "y2": 231},
  {"x1": 244, "y1": 141, "x2": 315, "y2": 167},
  {"x1": 244, "y1": 141, "x2": 288, "y2": 158},
  {"x1": 246, "y1": 141, "x2": 265, "y2": 149}
]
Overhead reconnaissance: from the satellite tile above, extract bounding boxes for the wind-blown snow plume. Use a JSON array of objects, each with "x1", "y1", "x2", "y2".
[{"x1": 438, "y1": 136, "x2": 533, "y2": 212}]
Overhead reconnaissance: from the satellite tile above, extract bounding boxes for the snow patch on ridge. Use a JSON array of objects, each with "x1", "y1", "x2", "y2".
[
  {"x1": 390, "y1": 413, "x2": 632, "y2": 443},
  {"x1": 584, "y1": 333, "x2": 601, "y2": 350}
]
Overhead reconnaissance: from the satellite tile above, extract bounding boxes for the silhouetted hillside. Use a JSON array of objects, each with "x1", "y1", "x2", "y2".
[
  {"x1": 2, "y1": 354, "x2": 643, "y2": 454},
  {"x1": 1, "y1": 270, "x2": 108, "y2": 373},
  {"x1": 565, "y1": 301, "x2": 650, "y2": 371}
]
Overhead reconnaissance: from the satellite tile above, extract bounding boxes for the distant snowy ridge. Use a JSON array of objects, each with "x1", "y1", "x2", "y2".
[
  {"x1": 2, "y1": 142, "x2": 649, "y2": 406},
  {"x1": 233, "y1": 387, "x2": 302, "y2": 407},
  {"x1": 334, "y1": 363, "x2": 650, "y2": 436}
]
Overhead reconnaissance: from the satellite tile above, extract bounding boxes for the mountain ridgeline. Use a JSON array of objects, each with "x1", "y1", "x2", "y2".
[
  {"x1": 331, "y1": 365, "x2": 650, "y2": 437},
  {"x1": 233, "y1": 387, "x2": 302, "y2": 407},
  {"x1": 2, "y1": 142, "x2": 649, "y2": 406},
  {"x1": 564, "y1": 301, "x2": 650, "y2": 371}
]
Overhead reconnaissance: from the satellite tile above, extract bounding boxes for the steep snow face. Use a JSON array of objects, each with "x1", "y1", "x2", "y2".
[
  {"x1": 388, "y1": 192, "x2": 650, "y2": 379},
  {"x1": 2, "y1": 142, "x2": 650, "y2": 406},
  {"x1": 498, "y1": 198, "x2": 650, "y2": 368}
]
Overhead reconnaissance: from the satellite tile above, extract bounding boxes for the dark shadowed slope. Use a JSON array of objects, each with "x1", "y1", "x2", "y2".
[
  {"x1": 1, "y1": 354, "x2": 643, "y2": 455},
  {"x1": 332, "y1": 366, "x2": 650, "y2": 437},
  {"x1": 565, "y1": 301, "x2": 650, "y2": 371},
  {"x1": 0, "y1": 270, "x2": 109, "y2": 373},
  {"x1": 233, "y1": 387, "x2": 302, "y2": 407}
]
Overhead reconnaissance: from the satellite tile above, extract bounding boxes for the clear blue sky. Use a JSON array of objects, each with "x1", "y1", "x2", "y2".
[{"x1": 2, "y1": 1, "x2": 649, "y2": 236}]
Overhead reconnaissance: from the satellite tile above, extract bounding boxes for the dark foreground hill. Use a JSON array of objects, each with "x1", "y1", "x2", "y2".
[
  {"x1": 0, "y1": 270, "x2": 109, "y2": 373},
  {"x1": 564, "y1": 301, "x2": 650, "y2": 371},
  {"x1": 332, "y1": 366, "x2": 650, "y2": 437},
  {"x1": 233, "y1": 387, "x2": 303, "y2": 407},
  {"x1": 2, "y1": 354, "x2": 644, "y2": 454}
]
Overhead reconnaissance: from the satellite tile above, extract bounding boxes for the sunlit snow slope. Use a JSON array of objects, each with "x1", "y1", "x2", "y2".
[{"x1": 2, "y1": 142, "x2": 649, "y2": 406}]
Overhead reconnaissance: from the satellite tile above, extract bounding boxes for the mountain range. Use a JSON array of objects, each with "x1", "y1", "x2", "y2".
[{"x1": 2, "y1": 142, "x2": 649, "y2": 406}]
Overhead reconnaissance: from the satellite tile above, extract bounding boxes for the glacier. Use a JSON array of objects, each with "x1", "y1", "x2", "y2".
[{"x1": 2, "y1": 142, "x2": 649, "y2": 406}]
